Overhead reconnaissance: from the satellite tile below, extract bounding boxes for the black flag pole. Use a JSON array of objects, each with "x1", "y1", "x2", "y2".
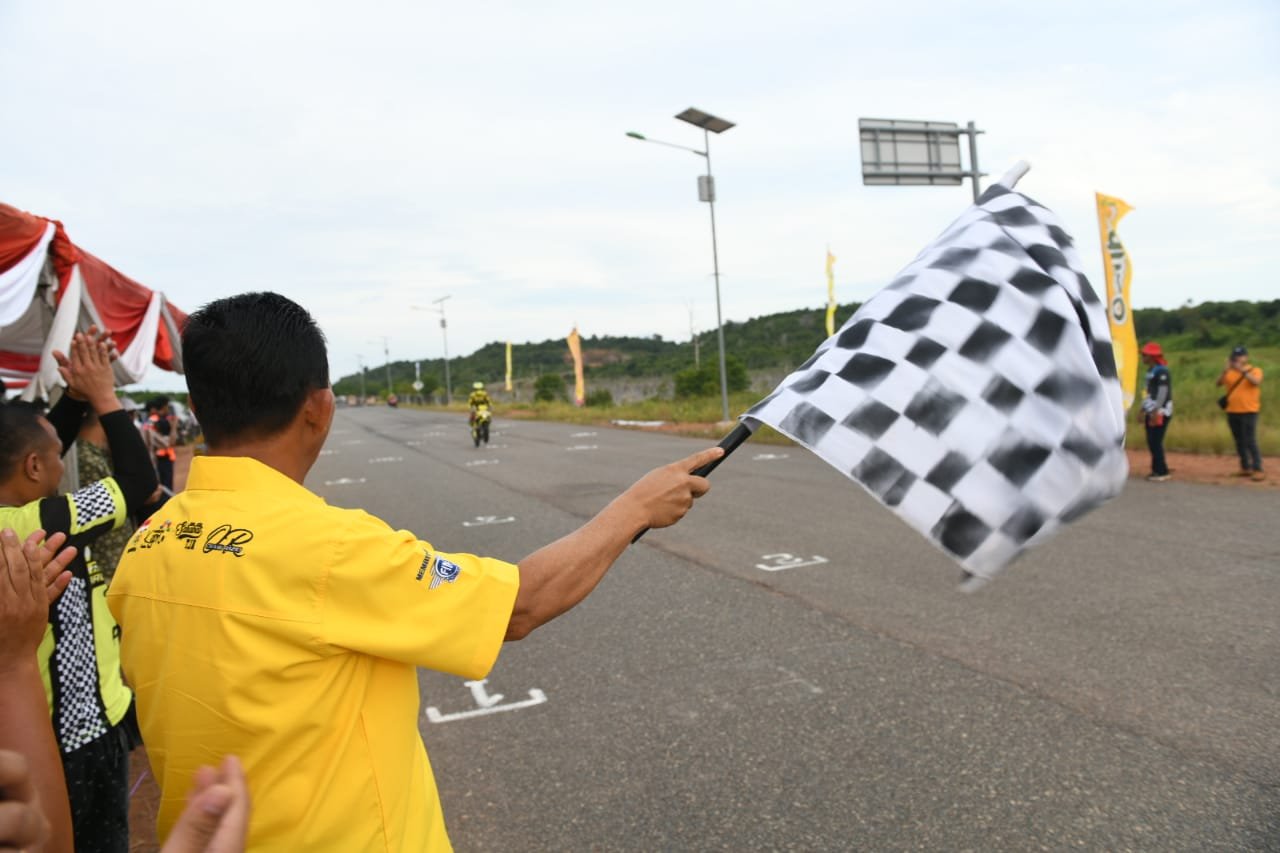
[{"x1": 631, "y1": 420, "x2": 755, "y2": 544}]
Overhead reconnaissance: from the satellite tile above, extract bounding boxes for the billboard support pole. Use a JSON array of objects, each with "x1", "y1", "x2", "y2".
[{"x1": 965, "y1": 121, "x2": 982, "y2": 202}]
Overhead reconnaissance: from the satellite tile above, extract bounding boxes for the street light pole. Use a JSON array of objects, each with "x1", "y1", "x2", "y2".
[
  {"x1": 412, "y1": 297, "x2": 453, "y2": 405},
  {"x1": 701, "y1": 127, "x2": 730, "y2": 424},
  {"x1": 627, "y1": 107, "x2": 736, "y2": 423},
  {"x1": 433, "y1": 296, "x2": 452, "y2": 405},
  {"x1": 356, "y1": 354, "x2": 366, "y2": 402}
]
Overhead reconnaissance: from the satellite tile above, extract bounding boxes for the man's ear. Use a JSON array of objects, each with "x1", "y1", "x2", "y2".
[
  {"x1": 23, "y1": 450, "x2": 42, "y2": 483},
  {"x1": 302, "y1": 387, "x2": 335, "y2": 434}
]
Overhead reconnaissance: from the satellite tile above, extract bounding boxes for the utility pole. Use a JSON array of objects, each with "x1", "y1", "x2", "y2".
[
  {"x1": 382, "y1": 338, "x2": 391, "y2": 397},
  {"x1": 689, "y1": 302, "x2": 700, "y2": 368},
  {"x1": 367, "y1": 337, "x2": 392, "y2": 397},
  {"x1": 411, "y1": 298, "x2": 453, "y2": 404},
  {"x1": 357, "y1": 355, "x2": 366, "y2": 403}
]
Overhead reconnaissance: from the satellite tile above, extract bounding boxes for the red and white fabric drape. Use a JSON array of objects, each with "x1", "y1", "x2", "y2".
[{"x1": 0, "y1": 203, "x2": 186, "y2": 399}]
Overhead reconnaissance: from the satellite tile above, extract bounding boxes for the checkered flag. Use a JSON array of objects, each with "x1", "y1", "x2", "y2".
[{"x1": 744, "y1": 165, "x2": 1127, "y2": 588}]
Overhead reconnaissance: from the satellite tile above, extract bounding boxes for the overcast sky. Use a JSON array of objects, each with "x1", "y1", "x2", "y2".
[{"x1": 3, "y1": 1, "x2": 1277, "y2": 390}]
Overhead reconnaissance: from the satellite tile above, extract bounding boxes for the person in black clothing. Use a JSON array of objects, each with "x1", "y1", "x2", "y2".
[
  {"x1": 0, "y1": 328, "x2": 159, "y2": 853},
  {"x1": 1139, "y1": 341, "x2": 1173, "y2": 482}
]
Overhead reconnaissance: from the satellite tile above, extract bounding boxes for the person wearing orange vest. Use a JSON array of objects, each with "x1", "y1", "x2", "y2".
[
  {"x1": 1217, "y1": 345, "x2": 1265, "y2": 481},
  {"x1": 143, "y1": 398, "x2": 177, "y2": 492}
]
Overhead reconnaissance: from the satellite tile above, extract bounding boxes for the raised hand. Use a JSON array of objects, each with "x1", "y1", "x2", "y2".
[{"x1": 54, "y1": 327, "x2": 121, "y2": 414}]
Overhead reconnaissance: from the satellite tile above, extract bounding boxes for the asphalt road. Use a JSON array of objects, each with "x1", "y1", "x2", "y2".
[{"x1": 312, "y1": 406, "x2": 1280, "y2": 851}]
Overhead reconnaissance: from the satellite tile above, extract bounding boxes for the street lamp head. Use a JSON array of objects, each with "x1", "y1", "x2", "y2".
[
  {"x1": 625, "y1": 131, "x2": 646, "y2": 140},
  {"x1": 676, "y1": 107, "x2": 734, "y2": 134}
]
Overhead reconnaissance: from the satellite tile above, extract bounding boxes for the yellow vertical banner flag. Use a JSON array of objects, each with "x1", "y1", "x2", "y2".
[
  {"x1": 505, "y1": 341, "x2": 513, "y2": 392},
  {"x1": 825, "y1": 248, "x2": 837, "y2": 337},
  {"x1": 1095, "y1": 193, "x2": 1137, "y2": 410},
  {"x1": 566, "y1": 327, "x2": 585, "y2": 406}
]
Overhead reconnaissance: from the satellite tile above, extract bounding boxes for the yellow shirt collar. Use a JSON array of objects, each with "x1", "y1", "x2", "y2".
[{"x1": 185, "y1": 455, "x2": 324, "y2": 504}]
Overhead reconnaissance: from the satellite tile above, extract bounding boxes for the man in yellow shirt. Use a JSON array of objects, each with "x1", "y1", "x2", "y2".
[
  {"x1": 107, "y1": 292, "x2": 720, "y2": 851},
  {"x1": 1217, "y1": 345, "x2": 1265, "y2": 481}
]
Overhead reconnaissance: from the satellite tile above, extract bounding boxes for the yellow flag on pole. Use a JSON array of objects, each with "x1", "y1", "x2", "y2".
[
  {"x1": 824, "y1": 248, "x2": 837, "y2": 337},
  {"x1": 1095, "y1": 193, "x2": 1137, "y2": 410},
  {"x1": 566, "y1": 327, "x2": 585, "y2": 406},
  {"x1": 505, "y1": 341, "x2": 513, "y2": 392}
]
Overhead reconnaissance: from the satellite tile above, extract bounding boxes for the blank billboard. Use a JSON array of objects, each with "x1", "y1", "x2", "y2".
[{"x1": 859, "y1": 118, "x2": 965, "y2": 186}]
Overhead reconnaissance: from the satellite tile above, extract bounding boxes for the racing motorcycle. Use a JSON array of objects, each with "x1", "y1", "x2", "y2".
[{"x1": 470, "y1": 404, "x2": 492, "y2": 447}]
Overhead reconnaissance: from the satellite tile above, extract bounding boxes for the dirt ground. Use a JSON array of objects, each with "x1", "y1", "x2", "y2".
[{"x1": 1125, "y1": 448, "x2": 1275, "y2": 487}]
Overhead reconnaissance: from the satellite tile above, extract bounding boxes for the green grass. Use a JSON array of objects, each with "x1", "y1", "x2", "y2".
[
  {"x1": 1123, "y1": 347, "x2": 1276, "y2": 456},
  {"x1": 413, "y1": 347, "x2": 1277, "y2": 456}
]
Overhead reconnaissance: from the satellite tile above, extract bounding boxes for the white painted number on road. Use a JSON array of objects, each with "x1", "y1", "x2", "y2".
[
  {"x1": 462, "y1": 515, "x2": 516, "y2": 527},
  {"x1": 566, "y1": 445, "x2": 598, "y2": 451},
  {"x1": 368, "y1": 456, "x2": 403, "y2": 464},
  {"x1": 753, "y1": 452, "x2": 790, "y2": 461},
  {"x1": 755, "y1": 553, "x2": 829, "y2": 572},
  {"x1": 465, "y1": 459, "x2": 500, "y2": 467},
  {"x1": 424, "y1": 679, "x2": 548, "y2": 724},
  {"x1": 323, "y1": 477, "x2": 367, "y2": 486}
]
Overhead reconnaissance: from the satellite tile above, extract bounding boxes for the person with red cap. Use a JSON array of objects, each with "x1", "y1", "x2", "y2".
[{"x1": 1139, "y1": 341, "x2": 1173, "y2": 481}]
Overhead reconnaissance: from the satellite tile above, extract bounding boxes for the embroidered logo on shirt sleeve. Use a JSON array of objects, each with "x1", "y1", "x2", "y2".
[{"x1": 429, "y1": 557, "x2": 462, "y2": 590}]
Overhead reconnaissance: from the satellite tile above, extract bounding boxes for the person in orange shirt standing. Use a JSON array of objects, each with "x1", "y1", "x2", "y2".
[{"x1": 1217, "y1": 345, "x2": 1265, "y2": 481}]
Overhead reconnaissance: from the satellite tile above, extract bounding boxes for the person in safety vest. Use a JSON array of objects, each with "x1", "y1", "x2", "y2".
[
  {"x1": 143, "y1": 397, "x2": 176, "y2": 492},
  {"x1": 0, "y1": 328, "x2": 159, "y2": 851}
]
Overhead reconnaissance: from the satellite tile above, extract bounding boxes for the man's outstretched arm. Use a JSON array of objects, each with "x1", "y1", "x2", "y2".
[{"x1": 506, "y1": 445, "x2": 723, "y2": 641}]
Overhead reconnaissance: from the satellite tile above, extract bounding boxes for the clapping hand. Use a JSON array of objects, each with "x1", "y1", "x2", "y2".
[{"x1": 53, "y1": 326, "x2": 121, "y2": 414}]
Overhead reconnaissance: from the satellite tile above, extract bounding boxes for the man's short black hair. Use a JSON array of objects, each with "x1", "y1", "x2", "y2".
[
  {"x1": 0, "y1": 402, "x2": 52, "y2": 480},
  {"x1": 182, "y1": 292, "x2": 330, "y2": 445},
  {"x1": 147, "y1": 395, "x2": 170, "y2": 412}
]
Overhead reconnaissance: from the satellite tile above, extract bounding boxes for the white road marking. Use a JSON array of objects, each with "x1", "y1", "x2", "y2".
[
  {"x1": 405, "y1": 440, "x2": 422, "y2": 446},
  {"x1": 754, "y1": 553, "x2": 829, "y2": 572},
  {"x1": 319, "y1": 449, "x2": 339, "y2": 456},
  {"x1": 368, "y1": 456, "x2": 403, "y2": 463},
  {"x1": 753, "y1": 452, "x2": 790, "y2": 461},
  {"x1": 323, "y1": 477, "x2": 367, "y2": 486},
  {"x1": 424, "y1": 679, "x2": 548, "y2": 724},
  {"x1": 566, "y1": 445, "x2": 598, "y2": 451},
  {"x1": 571, "y1": 431, "x2": 597, "y2": 438},
  {"x1": 461, "y1": 515, "x2": 516, "y2": 527},
  {"x1": 465, "y1": 459, "x2": 499, "y2": 467}
]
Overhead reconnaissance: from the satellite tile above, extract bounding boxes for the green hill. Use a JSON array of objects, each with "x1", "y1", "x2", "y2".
[
  {"x1": 332, "y1": 302, "x2": 867, "y2": 398},
  {"x1": 334, "y1": 298, "x2": 1280, "y2": 400}
]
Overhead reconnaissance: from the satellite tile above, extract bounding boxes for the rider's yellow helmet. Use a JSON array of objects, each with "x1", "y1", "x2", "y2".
[{"x1": 472, "y1": 382, "x2": 484, "y2": 390}]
